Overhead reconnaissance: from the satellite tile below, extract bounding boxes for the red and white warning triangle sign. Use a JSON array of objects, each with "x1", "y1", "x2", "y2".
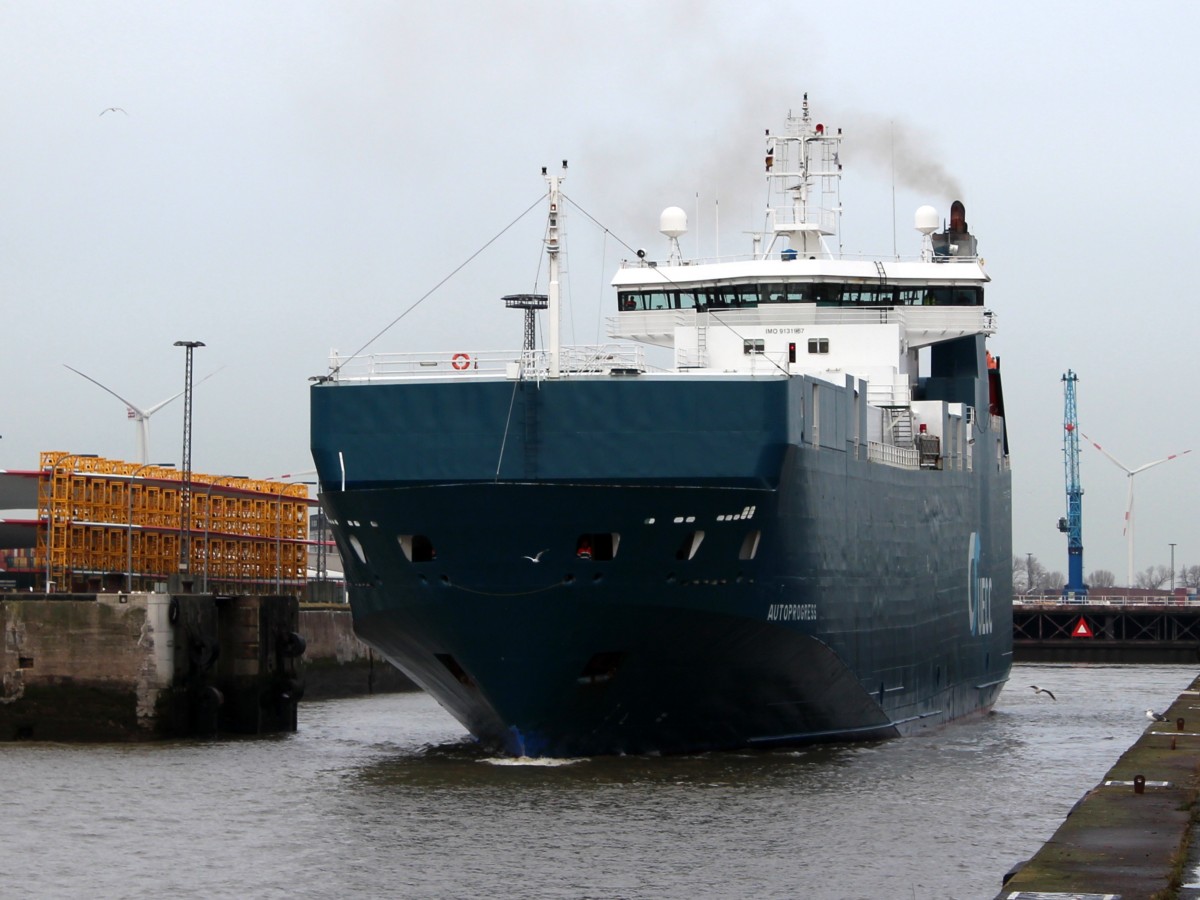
[{"x1": 1071, "y1": 617, "x2": 1093, "y2": 638}]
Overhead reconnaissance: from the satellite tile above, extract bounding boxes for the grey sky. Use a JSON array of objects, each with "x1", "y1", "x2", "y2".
[{"x1": 2, "y1": 1, "x2": 1197, "y2": 583}]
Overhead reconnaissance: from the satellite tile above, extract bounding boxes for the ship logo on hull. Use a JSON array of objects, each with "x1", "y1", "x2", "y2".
[{"x1": 968, "y1": 532, "x2": 994, "y2": 635}]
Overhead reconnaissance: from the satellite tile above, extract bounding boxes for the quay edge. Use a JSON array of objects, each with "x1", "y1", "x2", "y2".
[{"x1": 997, "y1": 674, "x2": 1200, "y2": 899}]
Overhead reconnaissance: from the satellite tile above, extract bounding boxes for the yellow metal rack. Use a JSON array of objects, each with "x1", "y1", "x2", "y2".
[{"x1": 36, "y1": 452, "x2": 313, "y2": 594}]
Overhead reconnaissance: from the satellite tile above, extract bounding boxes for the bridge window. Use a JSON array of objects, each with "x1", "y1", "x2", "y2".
[
  {"x1": 808, "y1": 338, "x2": 829, "y2": 354},
  {"x1": 812, "y1": 284, "x2": 843, "y2": 305},
  {"x1": 762, "y1": 285, "x2": 810, "y2": 303},
  {"x1": 710, "y1": 286, "x2": 759, "y2": 308},
  {"x1": 917, "y1": 286, "x2": 983, "y2": 306},
  {"x1": 618, "y1": 283, "x2": 981, "y2": 311}
]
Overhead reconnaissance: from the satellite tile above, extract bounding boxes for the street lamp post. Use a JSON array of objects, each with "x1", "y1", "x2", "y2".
[
  {"x1": 43, "y1": 452, "x2": 98, "y2": 593},
  {"x1": 1170, "y1": 543, "x2": 1177, "y2": 592},
  {"x1": 174, "y1": 340, "x2": 204, "y2": 577},
  {"x1": 127, "y1": 462, "x2": 175, "y2": 592}
]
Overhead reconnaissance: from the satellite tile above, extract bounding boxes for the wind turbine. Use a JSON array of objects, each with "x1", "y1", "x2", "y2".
[
  {"x1": 1079, "y1": 431, "x2": 1192, "y2": 588},
  {"x1": 64, "y1": 364, "x2": 223, "y2": 464}
]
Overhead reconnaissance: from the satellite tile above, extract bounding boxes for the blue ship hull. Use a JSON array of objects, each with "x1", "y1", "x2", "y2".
[{"x1": 311, "y1": 357, "x2": 1013, "y2": 756}]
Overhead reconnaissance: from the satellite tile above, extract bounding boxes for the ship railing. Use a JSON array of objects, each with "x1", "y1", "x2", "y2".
[
  {"x1": 866, "y1": 440, "x2": 919, "y2": 469},
  {"x1": 324, "y1": 345, "x2": 647, "y2": 383},
  {"x1": 866, "y1": 383, "x2": 912, "y2": 407},
  {"x1": 615, "y1": 250, "x2": 978, "y2": 268},
  {"x1": 521, "y1": 344, "x2": 648, "y2": 378}
]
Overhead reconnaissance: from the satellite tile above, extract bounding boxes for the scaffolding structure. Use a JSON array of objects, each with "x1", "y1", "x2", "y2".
[{"x1": 36, "y1": 452, "x2": 313, "y2": 594}]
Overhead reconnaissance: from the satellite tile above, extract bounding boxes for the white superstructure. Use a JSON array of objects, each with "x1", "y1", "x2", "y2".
[{"x1": 609, "y1": 94, "x2": 992, "y2": 404}]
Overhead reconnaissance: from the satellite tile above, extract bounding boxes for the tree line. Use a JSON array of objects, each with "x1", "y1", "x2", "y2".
[{"x1": 1013, "y1": 555, "x2": 1200, "y2": 592}]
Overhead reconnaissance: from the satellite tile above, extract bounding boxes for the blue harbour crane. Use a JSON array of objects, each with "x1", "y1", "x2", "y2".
[{"x1": 1057, "y1": 370, "x2": 1088, "y2": 598}]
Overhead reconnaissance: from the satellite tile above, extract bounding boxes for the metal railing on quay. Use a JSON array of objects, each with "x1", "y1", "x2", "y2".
[{"x1": 1015, "y1": 593, "x2": 1200, "y2": 608}]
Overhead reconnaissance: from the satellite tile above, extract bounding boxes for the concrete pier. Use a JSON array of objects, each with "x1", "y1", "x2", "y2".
[
  {"x1": 998, "y1": 674, "x2": 1200, "y2": 899},
  {"x1": 0, "y1": 592, "x2": 303, "y2": 740}
]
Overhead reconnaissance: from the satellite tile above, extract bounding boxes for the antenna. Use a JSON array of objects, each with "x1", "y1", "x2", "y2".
[
  {"x1": 64, "y1": 364, "x2": 224, "y2": 464},
  {"x1": 1080, "y1": 430, "x2": 1193, "y2": 588},
  {"x1": 891, "y1": 120, "x2": 897, "y2": 259}
]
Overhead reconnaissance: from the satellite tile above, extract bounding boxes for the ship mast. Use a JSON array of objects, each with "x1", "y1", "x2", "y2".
[
  {"x1": 544, "y1": 162, "x2": 566, "y2": 378},
  {"x1": 762, "y1": 94, "x2": 841, "y2": 260}
]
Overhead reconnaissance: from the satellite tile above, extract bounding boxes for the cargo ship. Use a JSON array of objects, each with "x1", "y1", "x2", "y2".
[{"x1": 310, "y1": 96, "x2": 1013, "y2": 757}]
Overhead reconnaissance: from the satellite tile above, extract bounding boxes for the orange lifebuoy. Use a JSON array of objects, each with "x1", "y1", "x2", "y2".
[{"x1": 451, "y1": 353, "x2": 471, "y2": 370}]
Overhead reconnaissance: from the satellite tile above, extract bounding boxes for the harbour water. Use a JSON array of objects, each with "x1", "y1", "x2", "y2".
[{"x1": 2, "y1": 662, "x2": 1194, "y2": 899}]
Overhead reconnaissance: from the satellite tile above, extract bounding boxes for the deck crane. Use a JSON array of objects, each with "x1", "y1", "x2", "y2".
[{"x1": 1058, "y1": 370, "x2": 1088, "y2": 598}]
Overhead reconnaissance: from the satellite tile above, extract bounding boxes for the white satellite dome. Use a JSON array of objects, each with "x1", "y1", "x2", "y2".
[
  {"x1": 914, "y1": 205, "x2": 940, "y2": 235},
  {"x1": 660, "y1": 206, "x2": 688, "y2": 239}
]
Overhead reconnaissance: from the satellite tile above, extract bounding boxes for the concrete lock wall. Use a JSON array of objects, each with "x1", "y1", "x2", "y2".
[
  {"x1": 0, "y1": 593, "x2": 304, "y2": 741},
  {"x1": 1, "y1": 594, "x2": 177, "y2": 740},
  {"x1": 298, "y1": 605, "x2": 417, "y2": 698}
]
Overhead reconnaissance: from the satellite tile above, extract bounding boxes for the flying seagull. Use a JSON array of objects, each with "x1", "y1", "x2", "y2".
[
  {"x1": 1147, "y1": 708, "x2": 1169, "y2": 723},
  {"x1": 100, "y1": 107, "x2": 128, "y2": 116},
  {"x1": 522, "y1": 549, "x2": 548, "y2": 563},
  {"x1": 1030, "y1": 685, "x2": 1056, "y2": 700}
]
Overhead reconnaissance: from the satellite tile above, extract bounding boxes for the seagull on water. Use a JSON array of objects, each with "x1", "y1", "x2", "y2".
[
  {"x1": 1147, "y1": 708, "x2": 1169, "y2": 723},
  {"x1": 100, "y1": 107, "x2": 128, "y2": 116},
  {"x1": 1030, "y1": 685, "x2": 1056, "y2": 700},
  {"x1": 522, "y1": 549, "x2": 549, "y2": 563}
]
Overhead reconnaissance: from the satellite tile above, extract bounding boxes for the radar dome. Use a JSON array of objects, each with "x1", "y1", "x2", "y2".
[
  {"x1": 914, "y1": 205, "x2": 939, "y2": 235},
  {"x1": 660, "y1": 207, "x2": 688, "y2": 239}
]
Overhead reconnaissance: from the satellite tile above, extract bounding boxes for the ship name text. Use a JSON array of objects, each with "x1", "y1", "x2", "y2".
[{"x1": 767, "y1": 603, "x2": 817, "y2": 622}]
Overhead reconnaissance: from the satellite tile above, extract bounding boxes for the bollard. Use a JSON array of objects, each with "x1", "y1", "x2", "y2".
[
  {"x1": 1172, "y1": 736, "x2": 1178, "y2": 750},
  {"x1": 1177, "y1": 717, "x2": 1186, "y2": 731},
  {"x1": 1134, "y1": 774, "x2": 1146, "y2": 794}
]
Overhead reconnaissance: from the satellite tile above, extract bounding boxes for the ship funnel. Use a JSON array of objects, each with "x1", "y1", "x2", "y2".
[
  {"x1": 949, "y1": 200, "x2": 968, "y2": 235},
  {"x1": 930, "y1": 200, "x2": 978, "y2": 261}
]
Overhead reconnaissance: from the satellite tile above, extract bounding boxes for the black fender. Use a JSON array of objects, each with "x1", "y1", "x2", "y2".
[{"x1": 278, "y1": 631, "x2": 307, "y2": 659}]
